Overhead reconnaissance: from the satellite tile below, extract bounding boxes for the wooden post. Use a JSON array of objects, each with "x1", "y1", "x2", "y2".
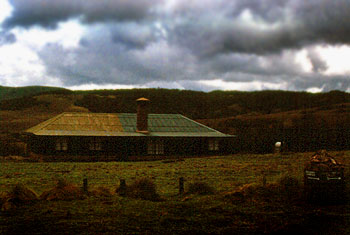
[
  {"x1": 83, "y1": 178, "x2": 88, "y2": 193},
  {"x1": 179, "y1": 177, "x2": 184, "y2": 194},
  {"x1": 262, "y1": 172, "x2": 266, "y2": 187},
  {"x1": 119, "y1": 179, "x2": 126, "y2": 196}
]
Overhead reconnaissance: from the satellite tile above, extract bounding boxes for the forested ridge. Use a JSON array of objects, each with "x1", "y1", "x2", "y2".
[{"x1": 74, "y1": 89, "x2": 350, "y2": 119}]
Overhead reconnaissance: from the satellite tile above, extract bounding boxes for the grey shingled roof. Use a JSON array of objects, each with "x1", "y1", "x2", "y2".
[{"x1": 25, "y1": 112, "x2": 232, "y2": 137}]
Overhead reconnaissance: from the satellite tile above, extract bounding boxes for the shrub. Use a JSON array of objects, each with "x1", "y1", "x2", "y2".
[
  {"x1": 8, "y1": 183, "x2": 38, "y2": 202},
  {"x1": 0, "y1": 191, "x2": 8, "y2": 207},
  {"x1": 117, "y1": 177, "x2": 161, "y2": 201},
  {"x1": 0, "y1": 141, "x2": 28, "y2": 156},
  {"x1": 278, "y1": 176, "x2": 301, "y2": 200},
  {"x1": 1, "y1": 184, "x2": 38, "y2": 211},
  {"x1": 186, "y1": 182, "x2": 215, "y2": 195},
  {"x1": 40, "y1": 179, "x2": 85, "y2": 201}
]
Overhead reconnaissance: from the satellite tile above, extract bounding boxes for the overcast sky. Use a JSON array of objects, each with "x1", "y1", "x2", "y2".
[{"x1": 1, "y1": 0, "x2": 350, "y2": 92}]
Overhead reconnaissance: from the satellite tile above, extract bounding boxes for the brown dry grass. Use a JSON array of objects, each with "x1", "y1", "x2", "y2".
[
  {"x1": 223, "y1": 176, "x2": 302, "y2": 205},
  {"x1": 90, "y1": 186, "x2": 114, "y2": 197}
]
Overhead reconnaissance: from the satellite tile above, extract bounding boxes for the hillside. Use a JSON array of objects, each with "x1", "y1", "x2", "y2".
[
  {"x1": 199, "y1": 103, "x2": 350, "y2": 153},
  {"x1": 1, "y1": 87, "x2": 350, "y2": 118},
  {"x1": 0, "y1": 87, "x2": 350, "y2": 154},
  {"x1": 0, "y1": 85, "x2": 71, "y2": 101},
  {"x1": 73, "y1": 89, "x2": 350, "y2": 119}
]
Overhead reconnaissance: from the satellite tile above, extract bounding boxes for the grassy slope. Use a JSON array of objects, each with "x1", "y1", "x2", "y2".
[
  {"x1": 0, "y1": 85, "x2": 70, "y2": 101},
  {"x1": 0, "y1": 152, "x2": 349, "y2": 234},
  {"x1": 0, "y1": 94, "x2": 88, "y2": 134}
]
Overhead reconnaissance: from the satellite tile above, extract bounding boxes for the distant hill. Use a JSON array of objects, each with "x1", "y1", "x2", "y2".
[
  {"x1": 199, "y1": 102, "x2": 350, "y2": 153},
  {"x1": 1, "y1": 86, "x2": 350, "y2": 118},
  {"x1": 73, "y1": 89, "x2": 350, "y2": 119},
  {"x1": 0, "y1": 85, "x2": 71, "y2": 101}
]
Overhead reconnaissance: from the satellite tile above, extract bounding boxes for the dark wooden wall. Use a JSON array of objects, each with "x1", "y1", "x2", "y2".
[{"x1": 28, "y1": 135, "x2": 235, "y2": 158}]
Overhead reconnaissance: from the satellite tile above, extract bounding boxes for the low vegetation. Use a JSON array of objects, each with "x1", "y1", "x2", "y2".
[
  {"x1": 117, "y1": 177, "x2": 162, "y2": 201},
  {"x1": 0, "y1": 152, "x2": 349, "y2": 234},
  {"x1": 186, "y1": 181, "x2": 215, "y2": 195}
]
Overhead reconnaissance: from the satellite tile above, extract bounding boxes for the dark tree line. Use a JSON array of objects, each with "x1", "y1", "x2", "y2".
[{"x1": 74, "y1": 89, "x2": 350, "y2": 119}]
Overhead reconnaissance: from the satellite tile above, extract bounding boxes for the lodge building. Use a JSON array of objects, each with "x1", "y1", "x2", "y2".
[{"x1": 24, "y1": 98, "x2": 234, "y2": 159}]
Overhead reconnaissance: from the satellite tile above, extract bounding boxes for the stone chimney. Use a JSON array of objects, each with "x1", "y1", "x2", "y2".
[{"x1": 136, "y1": 97, "x2": 150, "y2": 133}]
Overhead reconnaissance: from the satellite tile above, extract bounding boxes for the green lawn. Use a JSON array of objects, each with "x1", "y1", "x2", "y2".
[
  {"x1": 0, "y1": 152, "x2": 349, "y2": 234},
  {"x1": 0, "y1": 152, "x2": 316, "y2": 195}
]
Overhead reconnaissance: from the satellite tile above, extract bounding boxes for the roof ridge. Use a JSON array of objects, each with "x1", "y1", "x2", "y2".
[
  {"x1": 179, "y1": 114, "x2": 226, "y2": 134},
  {"x1": 25, "y1": 113, "x2": 66, "y2": 133}
]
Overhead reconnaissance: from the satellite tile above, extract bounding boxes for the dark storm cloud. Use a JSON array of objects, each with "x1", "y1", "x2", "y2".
[
  {"x1": 38, "y1": 25, "x2": 199, "y2": 86},
  {"x1": 5, "y1": 0, "x2": 350, "y2": 53},
  {"x1": 294, "y1": 0, "x2": 350, "y2": 45},
  {"x1": 4, "y1": 0, "x2": 162, "y2": 29},
  {"x1": 109, "y1": 23, "x2": 160, "y2": 49},
  {"x1": 201, "y1": 50, "x2": 306, "y2": 82},
  {"x1": 5, "y1": 0, "x2": 350, "y2": 92},
  {"x1": 0, "y1": 31, "x2": 16, "y2": 45},
  {"x1": 167, "y1": 0, "x2": 350, "y2": 56}
]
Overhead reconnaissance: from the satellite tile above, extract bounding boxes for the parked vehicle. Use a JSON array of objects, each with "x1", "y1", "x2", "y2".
[{"x1": 304, "y1": 150, "x2": 345, "y2": 203}]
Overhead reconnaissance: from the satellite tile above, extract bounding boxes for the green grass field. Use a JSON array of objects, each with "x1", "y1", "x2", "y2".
[
  {"x1": 0, "y1": 152, "x2": 349, "y2": 234},
  {"x1": 0, "y1": 153, "x2": 313, "y2": 194}
]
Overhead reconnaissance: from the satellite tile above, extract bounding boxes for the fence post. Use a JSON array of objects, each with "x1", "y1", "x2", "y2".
[
  {"x1": 262, "y1": 172, "x2": 266, "y2": 187},
  {"x1": 119, "y1": 179, "x2": 126, "y2": 196},
  {"x1": 179, "y1": 177, "x2": 184, "y2": 195},
  {"x1": 83, "y1": 178, "x2": 88, "y2": 194}
]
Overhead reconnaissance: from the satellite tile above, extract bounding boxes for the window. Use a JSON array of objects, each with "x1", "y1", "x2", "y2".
[
  {"x1": 89, "y1": 138, "x2": 102, "y2": 151},
  {"x1": 148, "y1": 140, "x2": 164, "y2": 155},
  {"x1": 208, "y1": 139, "x2": 219, "y2": 151},
  {"x1": 55, "y1": 138, "x2": 68, "y2": 151}
]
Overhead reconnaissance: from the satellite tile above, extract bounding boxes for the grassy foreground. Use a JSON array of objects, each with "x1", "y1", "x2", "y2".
[{"x1": 0, "y1": 152, "x2": 349, "y2": 234}]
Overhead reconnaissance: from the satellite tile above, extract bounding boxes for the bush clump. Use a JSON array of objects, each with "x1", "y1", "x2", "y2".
[
  {"x1": 40, "y1": 178, "x2": 86, "y2": 201},
  {"x1": 8, "y1": 184, "x2": 38, "y2": 203},
  {"x1": 117, "y1": 177, "x2": 161, "y2": 201},
  {"x1": 278, "y1": 176, "x2": 301, "y2": 200},
  {"x1": 186, "y1": 182, "x2": 215, "y2": 195},
  {"x1": 1, "y1": 184, "x2": 38, "y2": 211}
]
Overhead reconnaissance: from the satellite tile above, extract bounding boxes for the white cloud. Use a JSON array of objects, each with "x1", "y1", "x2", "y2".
[
  {"x1": 295, "y1": 49, "x2": 313, "y2": 73},
  {"x1": 0, "y1": 43, "x2": 45, "y2": 86},
  {"x1": 67, "y1": 83, "x2": 139, "y2": 90},
  {"x1": 316, "y1": 45, "x2": 350, "y2": 75},
  {"x1": 306, "y1": 86, "x2": 324, "y2": 93},
  {"x1": 0, "y1": 0, "x2": 12, "y2": 25},
  {"x1": 199, "y1": 79, "x2": 288, "y2": 91},
  {"x1": 12, "y1": 18, "x2": 85, "y2": 49}
]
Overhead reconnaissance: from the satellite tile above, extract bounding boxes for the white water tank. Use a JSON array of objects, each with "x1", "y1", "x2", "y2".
[{"x1": 275, "y1": 142, "x2": 281, "y2": 153}]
